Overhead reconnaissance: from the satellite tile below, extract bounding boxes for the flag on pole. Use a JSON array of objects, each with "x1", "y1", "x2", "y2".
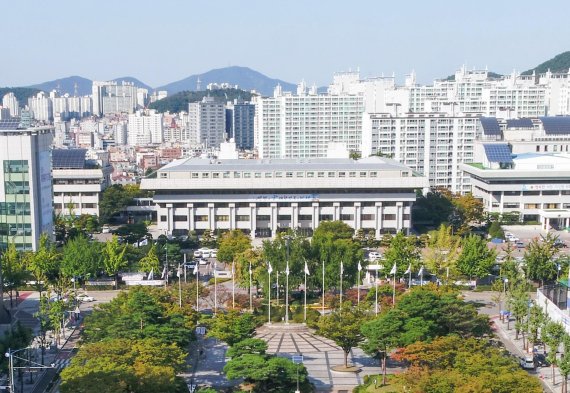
[
  {"x1": 357, "y1": 261, "x2": 362, "y2": 272},
  {"x1": 389, "y1": 263, "x2": 397, "y2": 275},
  {"x1": 177, "y1": 263, "x2": 181, "y2": 278},
  {"x1": 249, "y1": 263, "x2": 253, "y2": 275},
  {"x1": 340, "y1": 261, "x2": 344, "y2": 274},
  {"x1": 193, "y1": 263, "x2": 198, "y2": 275},
  {"x1": 418, "y1": 266, "x2": 425, "y2": 276},
  {"x1": 304, "y1": 261, "x2": 310, "y2": 276},
  {"x1": 285, "y1": 262, "x2": 290, "y2": 276},
  {"x1": 232, "y1": 262, "x2": 235, "y2": 275},
  {"x1": 147, "y1": 268, "x2": 154, "y2": 280},
  {"x1": 268, "y1": 262, "x2": 273, "y2": 274},
  {"x1": 404, "y1": 264, "x2": 411, "y2": 274},
  {"x1": 161, "y1": 266, "x2": 167, "y2": 279}
]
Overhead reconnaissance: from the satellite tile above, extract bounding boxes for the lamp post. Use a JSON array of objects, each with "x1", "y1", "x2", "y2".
[
  {"x1": 5, "y1": 346, "x2": 55, "y2": 392},
  {"x1": 503, "y1": 278, "x2": 509, "y2": 325},
  {"x1": 284, "y1": 235, "x2": 291, "y2": 324}
]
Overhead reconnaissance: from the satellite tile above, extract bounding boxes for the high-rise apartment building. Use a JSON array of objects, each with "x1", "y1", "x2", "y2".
[
  {"x1": 226, "y1": 99, "x2": 255, "y2": 150},
  {"x1": 28, "y1": 92, "x2": 53, "y2": 121},
  {"x1": 92, "y1": 81, "x2": 139, "y2": 117},
  {"x1": 254, "y1": 81, "x2": 364, "y2": 158},
  {"x1": 188, "y1": 97, "x2": 226, "y2": 148},
  {"x1": 0, "y1": 120, "x2": 54, "y2": 251},
  {"x1": 127, "y1": 110, "x2": 163, "y2": 146},
  {"x1": 2, "y1": 93, "x2": 19, "y2": 118}
]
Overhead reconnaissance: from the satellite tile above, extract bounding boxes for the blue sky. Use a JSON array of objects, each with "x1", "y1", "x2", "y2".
[{"x1": 1, "y1": 0, "x2": 569, "y2": 88}]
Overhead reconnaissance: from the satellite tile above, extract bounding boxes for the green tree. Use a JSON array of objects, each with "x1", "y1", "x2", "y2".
[
  {"x1": 217, "y1": 230, "x2": 252, "y2": 264},
  {"x1": 527, "y1": 302, "x2": 546, "y2": 350},
  {"x1": 543, "y1": 320, "x2": 566, "y2": 384},
  {"x1": 507, "y1": 279, "x2": 530, "y2": 342},
  {"x1": 102, "y1": 236, "x2": 128, "y2": 289},
  {"x1": 455, "y1": 235, "x2": 496, "y2": 281},
  {"x1": 488, "y1": 221, "x2": 505, "y2": 239},
  {"x1": 452, "y1": 192, "x2": 484, "y2": 233},
  {"x1": 208, "y1": 310, "x2": 257, "y2": 346},
  {"x1": 60, "y1": 338, "x2": 186, "y2": 393},
  {"x1": 383, "y1": 231, "x2": 421, "y2": 276},
  {"x1": 317, "y1": 302, "x2": 369, "y2": 367},
  {"x1": 24, "y1": 233, "x2": 58, "y2": 296},
  {"x1": 559, "y1": 334, "x2": 570, "y2": 393},
  {"x1": 524, "y1": 233, "x2": 558, "y2": 286},
  {"x1": 60, "y1": 234, "x2": 102, "y2": 281},
  {"x1": 139, "y1": 244, "x2": 160, "y2": 274},
  {"x1": 226, "y1": 338, "x2": 268, "y2": 358},
  {"x1": 361, "y1": 308, "x2": 403, "y2": 385},
  {"x1": 200, "y1": 230, "x2": 217, "y2": 249},
  {"x1": 412, "y1": 190, "x2": 454, "y2": 228},
  {"x1": 99, "y1": 184, "x2": 148, "y2": 224},
  {"x1": 2, "y1": 243, "x2": 28, "y2": 307}
]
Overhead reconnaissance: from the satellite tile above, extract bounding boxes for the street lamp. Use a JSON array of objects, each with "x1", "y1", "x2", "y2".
[
  {"x1": 283, "y1": 235, "x2": 292, "y2": 324},
  {"x1": 4, "y1": 346, "x2": 55, "y2": 392},
  {"x1": 502, "y1": 278, "x2": 508, "y2": 322}
]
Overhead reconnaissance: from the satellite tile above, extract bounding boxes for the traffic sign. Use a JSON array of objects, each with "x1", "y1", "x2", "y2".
[
  {"x1": 195, "y1": 326, "x2": 206, "y2": 335},
  {"x1": 292, "y1": 355, "x2": 303, "y2": 364}
]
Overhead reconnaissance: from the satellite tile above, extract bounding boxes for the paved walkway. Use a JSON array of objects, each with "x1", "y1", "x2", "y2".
[{"x1": 257, "y1": 323, "x2": 383, "y2": 392}]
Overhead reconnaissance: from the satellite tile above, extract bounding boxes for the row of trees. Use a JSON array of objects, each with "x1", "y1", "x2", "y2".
[{"x1": 60, "y1": 286, "x2": 197, "y2": 393}]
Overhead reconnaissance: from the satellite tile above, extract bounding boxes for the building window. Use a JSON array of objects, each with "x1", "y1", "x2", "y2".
[
  {"x1": 278, "y1": 215, "x2": 291, "y2": 221},
  {"x1": 277, "y1": 202, "x2": 291, "y2": 207},
  {"x1": 296, "y1": 172, "x2": 304, "y2": 177},
  {"x1": 254, "y1": 173, "x2": 262, "y2": 178},
  {"x1": 340, "y1": 214, "x2": 354, "y2": 221},
  {"x1": 234, "y1": 171, "x2": 241, "y2": 178},
  {"x1": 370, "y1": 172, "x2": 377, "y2": 177},
  {"x1": 223, "y1": 172, "x2": 230, "y2": 178},
  {"x1": 361, "y1": 214, "x2": 375, "y2": 221},
  {"x1": 298, "y1": 215, "x2": 312, "y2": 221},
  {"x1": 286, "y1": 172, "x2": 293, "y2": 178},
  {"x1": 523, "y1": 191, "x2": 540, "y2": 196},
  {"x1": 319, "y1": 214, "x2": 333, "y2": 221},
  {"x1": 359, "y1": 172, "x2": 367, "y2": 177},
  {"x1": 160, "y1": 215, "x2": 167, "y2": 222},
  {"x1": 173, "y1": 215, "x2": 187, "y2": 221},
  {"x1": 307, "y1": 172, "x2": 314, "y2": 178},
  {"x1": 212, "y1": 173, "x2": 220, "y2": 178},
  {"x1": 383, "y1": 214, "x2": 396, "y2": 220},
  {"x1": 317, "y1": 172, "x2": 325, "y2": 178},
  {"x1": 328, "y1": 172, "x2": 335, "y2": 177},
  {"x1": 544, "y1": 203, "x2": 559, "y2": 209},
  {"x1": 194, "y1": 215, "x2": 208, "y2": 222},
  {"x1": 201, "y1": 173, "x2": 209, "y2": 178},
  {"x1": 361, "y1": 202, "x2": 375, "y2": 207},
  {"x1": 236, "y1": 215, "x2": 250, "y2": 221},
  {"x1": 403, "y1": 214, "x2": 411, "y2": 220},
  {"x1": 275, "y1": 172, "x2": 283, "y2": 178},
  {"x1": 243, "y1": 172, "x2": 251, "y2": 178},
  {"x1": 3, "y1": 160, "x2": 28, "y2": 173},
  {"x1": 264, "y1": 172, "x2": 273, "y2": 178},
  {"x1": 216, "y1": 203, "x2": 229, "y2": 208},
  {"x1": 524, "y1": 203, "x2": 540, "y2": 209},
  {"x1": 160, "y1": 173, "x2": 167, "y2": 178},
  {"x1": 256, "y1": 215, "x2": 270, "y2": 221},
  {"x1": 504, "y1": 191, "x2": 520, "y2": 196},
  {"x1": 215, "y1": 215, "x2": 229, "y2": 222},
  {"x1": 349, "y1": 172, "x2": 356, "y2": 178},
  {"x1": 82, "y1": 203, "x2": 96, "y2": 209},
  {"x1": 542, "y1": 190, "x2": 559, "y2": 196},
  {"x1": 191, "y1": 173, "x2": 198, "y2": 178},
  {"x1": 339, "y1": 172, "x2": 346, "y2": 178}
]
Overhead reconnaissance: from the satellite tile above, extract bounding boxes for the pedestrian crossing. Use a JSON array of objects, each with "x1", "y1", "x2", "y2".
[{"x1": 52, "y1": 358, "x2": 71, "y2": 372}]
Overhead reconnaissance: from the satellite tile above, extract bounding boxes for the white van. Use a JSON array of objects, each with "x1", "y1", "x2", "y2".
[
  {"x1": 102, "y1": 225, "x2": 111, "y2": 234},
  {"x1": 214, "y1": 270, "x2": 232, "y2": 278}
]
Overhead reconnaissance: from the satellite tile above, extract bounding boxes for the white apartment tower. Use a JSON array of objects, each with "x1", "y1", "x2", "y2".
[
  {"x1": 92, "y1": 81, "x2": 139, "y2": 116},
  {"x1": 2, "y1": 93, "x2": 19, "y2": 117},
  {"x1": 127, "y1": 110, "x2": 163, "y2": 146},
  {"x1": 188, "y1": 97, "x2": 226, "y2": 148}
]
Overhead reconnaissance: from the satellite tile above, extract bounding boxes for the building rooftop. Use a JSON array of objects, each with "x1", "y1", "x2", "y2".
[
  {"x1": 52, "y1": 149, "x2": 87, "y2": 169},
  {"x1": 158, "y1": 156, "x2": 413, "y2": 173}
]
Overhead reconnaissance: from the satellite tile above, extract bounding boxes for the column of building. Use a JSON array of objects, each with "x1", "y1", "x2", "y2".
[
  {"x1": 375, "y1": 202, "x2": 383, "y2": 239},
  {"x1": 229, "y1": 203, "x2": 236, "y2": 230},
  {"x1": 208, "y1": 203, "x2": 215, "y2": 231},
  {"x1": 187, "y1": 203, "x2": 194, "y2": 233},
  {"x1": 249, "y1": 203, "x2": 257, "y2": 238},
  {"x1": 270, "y1": 202, "x2": 278, "y2": 237}
]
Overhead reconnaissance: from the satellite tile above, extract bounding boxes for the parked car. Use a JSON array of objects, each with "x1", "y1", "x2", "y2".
[
  {"x1": 77, "y1": 294, "x2": 95, "y2": 302},
  {"x1": 554, "y1": 239, "x2": 567, "y2": 248},
  {"x1": 101, "y1": 225, "x2": 111, "y2": 234},
  {"x1": 193, "y1": 250, "x2": 202, "y2": 258},
  {"x1": 368, "y1": 251, "x2": 381, "y2": 261},
  {"x1": 520, "y1": 355, "x2": 536, "y2": 370},
  {"x1": 210, "y1": 250, "x2": 217, "y2": 258},
  {"x1": 214, "y1": 270, "x2": 232, "y2": 278},
  {"x1": 199, "y1": 258, "x2": 209, "y2": 265},
  {"x1": 202, "y1": 250, "x2": 211, "y2": 258},
  {"x1": 515, "y1": 241, "x2": 525, "y2": 248}
]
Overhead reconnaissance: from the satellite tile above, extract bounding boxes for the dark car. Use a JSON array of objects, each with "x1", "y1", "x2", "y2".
[{"x1": 534, "y1": 353, "x2": 550, "y2": 367}]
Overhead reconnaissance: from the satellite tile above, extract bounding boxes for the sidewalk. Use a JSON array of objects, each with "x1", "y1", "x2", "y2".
[{"x1": 493, "y1": 315, "x2": 563, "y2": 393}]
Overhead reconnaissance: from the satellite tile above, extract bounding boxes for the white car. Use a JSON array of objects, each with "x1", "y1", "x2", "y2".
[
  {"x1": 193, "y1": 250, "x2": 202, "y2": 258},
  {"x1": 520, "y1": 355, "x2": 535, "y2": 370},
  {"x1": 198, "y1": 258, "x2": 209, "y2": 265},
  {"x1": 202, "y1": 250, "x2": 211, "y2": 258},
  {"x1": 77, "y1": 294, "x2": 95, "y2": 302},
  {"x1": 210, "y1": 250, "x2": 217, "y2": 258},
  {"x1": 101, "y1": 225, "x2": 111, "y2": 234},
  {"x1": 368, "y1": 251, "x2": 382, "y2": 261},
  {"x1": 214, "y1": 270, "x2": 232, "y2": 278}
]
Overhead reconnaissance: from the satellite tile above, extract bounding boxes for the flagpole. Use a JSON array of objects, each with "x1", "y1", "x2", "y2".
[
  {"x1": 339, "y1": 261, "x2": 343, "y2": 311},
  {"x1": 276, "y1": 270, "x2": 279, "y2": 306},
  {"x1": 375, "y1": 270, "x2": 378, "y2": 316},
  {"x1": 184, "y1": 254, "x2": 187, "y2": 283},
  {"x1": 420, "y1": 266, "x2": 424, "y2": 286},
  {"x1": 268, "y1": 264, "x2": 272, "y2": 324},
  {"x1": 322, "y1": 260, "x2": 325, "y2": 315},
  {"x1": 249, "y1": 262, "x2": 253, "y2": 312},
  {"x1": 178, "y1": 263, "x2": 182, "y2": 308},
  {"x1": 408, "y1": 266, "x2": 411, "y2": 288},
  {"x1": 196, "y1": 267, "x2": 199, "y2": 311},
  {"x1": 304, "y1": 267, "x2": 307, "y2": 323},
  {"x1": 392, "y1": 268, "x2": 396, "y2": 306},
  {"x1": 357, "y1": 262, "x2": 361, "y2": 306},
  {"x1": 214, "y1": 262, "x2": 218, "y2": 315},
  {"x1": 285, "y1": 263, "x2": 289, "y2": 324},
  {"x1": 232, "y1": 261, "x2": 235, "y2": 309}
]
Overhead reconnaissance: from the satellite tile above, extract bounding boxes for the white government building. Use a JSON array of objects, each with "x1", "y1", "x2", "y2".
[{"x1": 140, "y1": 142, "x2": 428, "y2": 238}]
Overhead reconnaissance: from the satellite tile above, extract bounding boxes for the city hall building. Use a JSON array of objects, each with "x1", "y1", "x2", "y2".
[{"x1": 140, "y1": 149, "x2": 428, "y2": 238}]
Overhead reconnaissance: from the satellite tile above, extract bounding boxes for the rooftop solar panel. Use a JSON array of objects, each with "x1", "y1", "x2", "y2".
[
  {"x1": 52, "y1": 149, "x2": 87, "y2": 169},
  {"x1": 0, "y1": 119, "x2": 22, "y2": 130},
  {"x1": 540, "y1": 117, "x2": 570, "y2": 135},
  {"x1": 483, "y1": 143, "x2": 513, "y2": 163},
  {"x1": 480, "y1": 117, "x2": 501, "y2": 136},
  {"x1": 506, "y1": 118, "x2": 534, "y2": 129}
]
